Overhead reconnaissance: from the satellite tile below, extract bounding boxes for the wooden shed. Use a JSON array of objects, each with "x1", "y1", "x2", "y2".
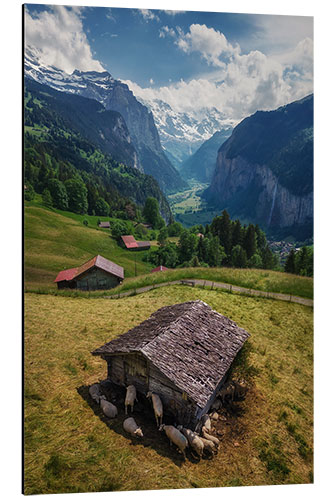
[
  {"x1": 98, "y1": 221, "x2": 110, "y2": 229},
  {"x1": 121, "y1": 235, "x2": 151, "y2": 251},
  {"x1": 92, "y1": 300, "x2": 250, "y2": 429},
  {"x1": 54, "y1": 255, "x2": 124, "y2": 290}
]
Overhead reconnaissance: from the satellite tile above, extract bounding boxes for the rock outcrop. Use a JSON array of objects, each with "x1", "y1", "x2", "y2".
[{"x1": 204, "y1": 95, "x2": 313, "y2": 236}]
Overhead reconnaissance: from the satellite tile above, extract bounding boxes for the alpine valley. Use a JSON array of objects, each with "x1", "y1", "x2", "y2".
[{"x1": 24, "y1": 45, "x2": 313, "y2": 241}]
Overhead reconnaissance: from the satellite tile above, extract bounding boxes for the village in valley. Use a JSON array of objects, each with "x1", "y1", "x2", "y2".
[{"x1": 23, "y1": 4, "x2": 314, "y2": 496}]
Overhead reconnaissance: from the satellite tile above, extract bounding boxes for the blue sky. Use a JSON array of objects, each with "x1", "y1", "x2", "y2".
[{"x1": 24, "y1": 3, "x2": 313, "y2": 120}]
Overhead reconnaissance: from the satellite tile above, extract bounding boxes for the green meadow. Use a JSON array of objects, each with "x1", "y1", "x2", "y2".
[
  {"x1": 24, "y1": 286, "x2": 313, "y2": 494},
  {"x1": 24, "y1": 203, "x2": 313, "y2": 300}
]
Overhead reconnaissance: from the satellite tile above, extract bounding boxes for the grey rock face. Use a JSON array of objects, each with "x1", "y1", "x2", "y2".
[{"x1": 207, "y1": 151, "x2": 313, "y2": 228}]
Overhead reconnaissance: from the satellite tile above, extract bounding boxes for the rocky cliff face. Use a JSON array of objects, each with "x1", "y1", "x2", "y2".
[
  {"x1": 204, "y1": 95, "x2": 313, "y2": 236},
  {"x1": 25, "y1": 46, "x2": 186, "y2": 193},
  {"x1": 209, "y1": 153, "x2": 313, "y2": 229}
]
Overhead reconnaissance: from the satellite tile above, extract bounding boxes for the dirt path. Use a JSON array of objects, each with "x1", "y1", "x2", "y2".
[{"x1": 105, "y1": 279, "x2": 313, "y2": 307}]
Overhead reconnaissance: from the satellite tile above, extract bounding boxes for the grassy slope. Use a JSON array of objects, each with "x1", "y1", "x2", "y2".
[
  {"x1": 24, "y1": 201, "x2": 154, "y2": 288},
  {"x1": 24, "y1": 202, "x2": 313, "y2": 299},
  {"x1": 24, "y1": 285, "x2": 313, "y2": 494}
]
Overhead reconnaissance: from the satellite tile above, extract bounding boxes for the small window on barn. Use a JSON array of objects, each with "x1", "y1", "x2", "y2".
[
  {"x1": 182, "y1": 392, "x2": 188, "y2": 401},
  {"x1": 98, "y1": 278, "x2": 107, "y2": 287}
]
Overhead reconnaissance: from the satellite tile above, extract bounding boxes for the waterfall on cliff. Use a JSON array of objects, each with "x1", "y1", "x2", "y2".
[{"x1": 267, "y1": 180, "x2": 278, "y2": 227}]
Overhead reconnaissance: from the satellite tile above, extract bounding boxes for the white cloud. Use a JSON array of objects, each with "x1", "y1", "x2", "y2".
[
  {"x1": 159, "y1": 25, "x2": 176, "y2": 38},
  {"x1": 139, "y1": 9, "x2": 160, "y2": 22},
  {"x1": 252, "y1": 14, "x2": 313, "y2": 55},
  {"x1": 166, "y1": 23, "x2": 240, "y2": 67},
  {"x1": 149, "y1": 78, "x2": 154, "y2": 85},
  {"x1": 123, "y1": 32, "x2": 313, "y2": 122},
  {"x1": 24, "y1": 5, "x2": 104, "y2": 73},
  {"x1": 163, "y1": 10, "x2": 186, "y2": 16},
  {"x1": 105, "y1": 8, "x2": 116, "y2": 22}
]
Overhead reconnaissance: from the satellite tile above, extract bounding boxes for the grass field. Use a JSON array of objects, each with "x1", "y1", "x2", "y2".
[
  {"x1": 24, "y1": 202, "x2": 155, "y2": 288},
  {"x1": 167, "y1": 181, "x2": 209, "y2": 214},
  {"x1": 24, "y1": 285, "x2": 313, "y2": 494},
  {"x1": 24, "y1": 203, "x2": 313, "y2": 300}
]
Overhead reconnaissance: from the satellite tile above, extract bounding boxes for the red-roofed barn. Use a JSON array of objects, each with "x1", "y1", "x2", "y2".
[
  {"x1": 151, "y1": 265, "x2": 169, "y2": 273},
  {"x1": 54, "y1": 255, "x2": 124, "y2": 290},
  {"x1": 121, "y1": 235, "x2": 151, "y2": 251}
]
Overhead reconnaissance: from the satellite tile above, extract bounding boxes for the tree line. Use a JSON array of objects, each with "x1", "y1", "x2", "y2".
[
  {"x1": 284, "y1": 246, "x2": 313, "y2": 277},
  {"x1": 144, "y1": 209, "x2": 278, "y2": 270}
]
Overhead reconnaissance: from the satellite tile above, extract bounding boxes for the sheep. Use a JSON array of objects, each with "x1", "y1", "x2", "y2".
[
  {"x1": 100, "y1": 398, "x2": 118, "y2": 418},
  {"x1": 200, "y1": 436, "x2": 216, "y2": 456},
  {"x1": 177, "y1": 425, "x2": 204, "y2": 459},
  {"x1": 159, "y1": 424, "x2": 188, "y2": 459},
  {"x1": 89, "y1": 383, "x2": 102, "y2": 404},
  {"x1": 201, "y1": 414, "x2": 211, "y2": 432},
  {"x1": 201, "y1": 426, "x2": 220, "y2": 449},
  {"x1": 146, "y1": 391, "x2": 163, "y2": 427},
  {"x1": 123, "y1": 417, "x2": 143, "y2": 438},
  {"x1": 125, "y1": 385, "x2": 138, "y2": 415}
]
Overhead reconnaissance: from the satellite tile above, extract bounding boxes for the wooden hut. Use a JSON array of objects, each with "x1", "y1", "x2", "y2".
[
  {"x1": 92, "y1": 300, "x2": 250, "y2": 428},
  {"x1": 54, "y1": 255, "x2": 124, "y2": 290},
  {"x1": 121, "y1": 235, "x2": 151, "y2": 251},
  {"x1": 98, "y1": 221, "x2": 110, "y2": 229}
]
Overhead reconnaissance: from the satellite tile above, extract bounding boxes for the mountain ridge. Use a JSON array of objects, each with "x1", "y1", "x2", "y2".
[
  {"x1": 24, "y1": 79, "x2": 172, "y2": 221},
  {"x1": 25, "y1": 45, "x2": 186, "y2": 193},
  {"x1": 204, "y1": 94, "x2": 313, "y2": 238}
]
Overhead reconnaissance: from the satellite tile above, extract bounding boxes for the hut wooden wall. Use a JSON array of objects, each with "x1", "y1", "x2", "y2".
[
  {"x1": 76, "y1": 268, "x2": 120, "y2": 290},
  {"x1": 106, "y1": 353, "x2": 200, "y2": 428}
]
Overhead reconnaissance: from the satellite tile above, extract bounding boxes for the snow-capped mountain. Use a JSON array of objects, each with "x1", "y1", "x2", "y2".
[
  {"x1": 134, "y1": 96, "x2": 236, "y2": 167},
  {"x1": 24, "y1": 46, "x2": 186, "y2": 193}
]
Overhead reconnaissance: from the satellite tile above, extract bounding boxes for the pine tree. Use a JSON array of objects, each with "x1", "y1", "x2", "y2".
[
  {"x1": 231, "y1": 245, "x2": 248, "y2": 268},
  {"x1": 284, "y1": 248, "x2": 296, "y2": 274},
  {"x1": 243, "y1": 224, "x2": 257, "y2": 259},
  {"x1": 211, "y1": 210, "x2": 232, "y2": 256},
  {"x1": 232, "y1": 219, "x2": 243, "y2": 248}
]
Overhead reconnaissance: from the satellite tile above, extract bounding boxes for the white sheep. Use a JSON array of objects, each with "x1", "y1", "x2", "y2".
[
  {"x1": 100, "y1": 398, "x2": 118, "y2": 418},
  {"x1": 125, "y1": 385, "x2": 138, "y2": 415},
  {"x1": 201, "y1": 426, "x2": 220, "y2": 449},
  {"x1": 146, "y1": 391, "x2": 163, "y2": 427},
  {"x1": 201, "y1": 414, "x2": 211, "y2": 432},
  {"x1": 89, "y1": 383, "x2": 102, "y2": 404},
  {"x1": 123, "y1": 417, "x2": 143, "y2": 438},
  {"x1": 177, "y1": 426, "x2": 204, "y2": 459},
  {"x1": 159, "y1": 424, "x2": 188, "y2": 459}
]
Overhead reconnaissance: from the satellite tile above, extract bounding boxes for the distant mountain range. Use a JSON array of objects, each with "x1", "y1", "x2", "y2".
[
  {"x1": 25, "y1": 45, "x2": 186, "y2": 193},
  {"x1": 180, "y1": 127, "x2": 233, "y2": 182},
  {"x1": 204, "y1": 94, "x2": 313, "y2": 239},
  {"x1": 136, "y1": 96, "x2": 235, "y2": 168}
]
